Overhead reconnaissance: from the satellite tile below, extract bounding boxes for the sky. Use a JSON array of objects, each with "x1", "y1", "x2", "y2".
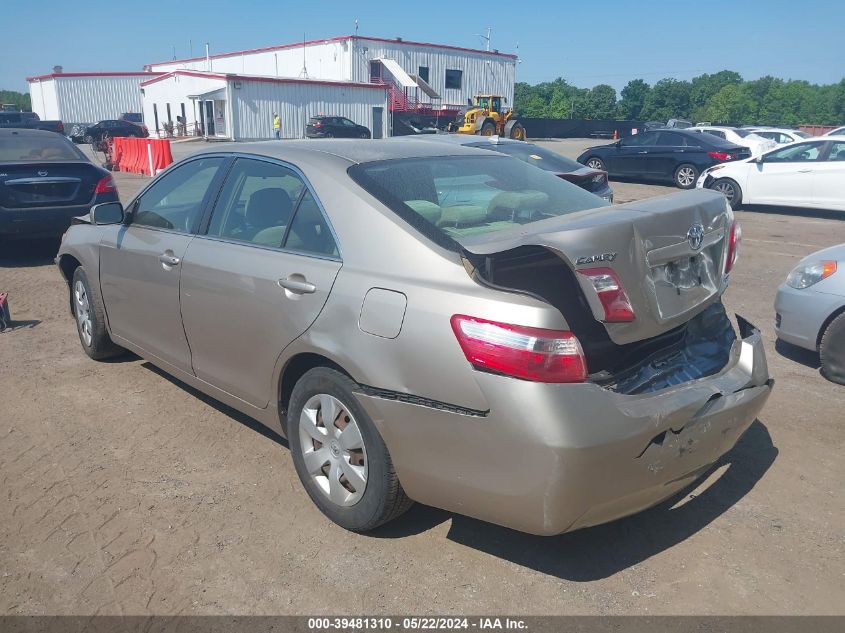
[{"x1": 2, "y1": 0, "x2": 844, "y2": 94}]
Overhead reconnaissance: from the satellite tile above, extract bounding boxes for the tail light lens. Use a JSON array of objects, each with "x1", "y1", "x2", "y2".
[
  {"x1": 94, "y1": 175, "x2": 116, "y2": 194},
  {"x1": 57, "y1": 122, "x2": 64, "y2": 132},
  {"x1": 577, "y1": 267, "x2": 636, "y2": 322},
  {"x1": 708, "y1": 151, "x2": 735, "y2": 161},
  {"x1": 312, "y1": 121, "x2": 323, "y2": 128},
  {"x1": 450, "y1": 315, "x2": 587, "y2": 383},
  {"x1": 725, "y1": 220, "x2": 741, "y2": 274}
]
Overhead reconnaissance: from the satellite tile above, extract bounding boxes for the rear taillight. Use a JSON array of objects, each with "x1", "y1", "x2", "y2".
[
  {"x1": 725, "y1": 220, "x2": 741, "y2": 274},
  {"x1": 577, "y1": 267, "x2": 636, "y2": 322},
  {"x1": 450, "y1": 315, "x2": 587, "y2": 383},
  {"x1": 57, "y1": 122, "x2": 64, "y2": 132},
  {"x1": 313, "y1": 122, "x2": 322, "y2": 128},
  {"x1": 708, "y1": 151, "x2": 735, "y2": 161},
  {"x1": 94, "y1": 175, "x2": 116, "y2": 194}
]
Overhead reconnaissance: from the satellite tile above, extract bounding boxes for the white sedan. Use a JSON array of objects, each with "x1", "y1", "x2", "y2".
[
  {"x1": 689, "y1": 126, "x2": 777, "y2": 156},
  {"x1": 696, "y1": 135, "x2": 845, "y2": 211},
  {"x1": 825, "y1": 126, "x2": 845, "y2": 136},
  {"x1": 748, "y1": 127, "x2": 811, "y2": 145}
]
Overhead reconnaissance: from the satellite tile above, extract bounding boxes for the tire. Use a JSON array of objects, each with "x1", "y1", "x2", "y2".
[
  {"x1": 479, "y1": 120, "x2": 497, "y2": 136},
  {"x1": 359, "y1": 131, "x2": 370, "y2": 139},
  {"x1": 83, "y1": 134, "x2": 94, "y2": 145},
  {"x1": 287, "y1": 367, "x2": 413, "y2": 531},
  {"x1": 819, "y1": 312, "x2": 845, "y2": 385},
  {"x1": 508, "y1": 122, "x2": 526, "y2": 140},
  {"x1": 674, "y1": 163, "x2": 699, "y2": 189},
  {"x1": 711, "y1": 178, "x2": 742, "y2": 209},
  {"x1": 71, "y1": 267, "x2": 124, "y2": 360},
  {"x1": 586, "y1": 157, "x2": 606, "y2": 171}
]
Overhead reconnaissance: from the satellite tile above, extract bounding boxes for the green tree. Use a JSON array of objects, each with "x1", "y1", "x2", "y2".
[
  {"x1": 641, "y1": 79, "x2": 692, "y2": 121},
  {"x1": 617, "y1": 79, "x2": 650, "y2": 119},
  {"x1": 689, "y1": 70, "x2": 743, "y2": 121},
  {"x1": 706, "y1": 84, "x2": 758, "y2": 124},
  {"x1": 584, "y1": 84, "x2": 617, "y2": 119},
  {"x1": 0, "y1": 90, "x2": 31, "y2": 111}
]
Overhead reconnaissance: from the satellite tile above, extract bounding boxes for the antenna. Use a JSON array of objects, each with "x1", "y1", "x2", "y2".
[
  {"x1": 298, "y1": 32, "x2": 309, "y2": 78},
  {"x1": 355, "y1": 19, "x2": 359, "y2": 36},
  {"x1": 172, "y1": 45, "x2": 176, "y2": 61},
  {"x1": 475, "y1": 26, "x2": 492, "y2": 51},
  {"x1": 189, "y1": 39, "x2": 193, "y2": 59}
]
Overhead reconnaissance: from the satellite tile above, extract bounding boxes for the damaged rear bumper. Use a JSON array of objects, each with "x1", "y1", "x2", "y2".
[{"x1": 356, "y1": 314, "x2": 772, "y2": 536}]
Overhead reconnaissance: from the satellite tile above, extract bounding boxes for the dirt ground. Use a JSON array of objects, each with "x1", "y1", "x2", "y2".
[{"x1": 1, "y1": 139, "x2": 844, "y2": 616}]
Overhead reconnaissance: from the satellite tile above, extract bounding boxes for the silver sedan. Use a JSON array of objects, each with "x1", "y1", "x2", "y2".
[
  {"x1": 56, "y1": 140, "x2": 771, "y2": 535},
  {"x1": 775, "y1": 243, "x2": 845, "y2": 384}
]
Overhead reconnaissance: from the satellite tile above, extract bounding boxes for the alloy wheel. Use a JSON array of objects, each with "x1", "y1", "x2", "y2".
[
  {"x1": 587, "y1": 159, "x2": 604, "y2": 170},
  {"x1": 713, "y1": 181, "x2": 735, "y2": 202},
  {"x1": 677, "y1": 167, "x2": 696, "y2": 187},
  {"x1": 74, "y1": 279, "x2": 92, "y2": 346},
  {"x1": 299, "y1": 393, "x2": 368, "y2": 507}
]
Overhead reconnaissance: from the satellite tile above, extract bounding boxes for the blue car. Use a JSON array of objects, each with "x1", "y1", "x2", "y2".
[{"x1": 577, "y1": 129, "x2": 751, "y2": 189}]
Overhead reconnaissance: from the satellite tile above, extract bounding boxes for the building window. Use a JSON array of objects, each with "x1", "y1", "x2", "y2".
[
  {"x1": 153, "y1": 104, "x2": 159, "y2": 132},
  {"x1": 445, "y1": 69, "x2": 462, "y2": 90},
  {"x1": 166, "y1": 103, "x2": 172, "y2": 124},
  {"x1": 418, "y1": 66, "x2": 429, "y2": 83}
]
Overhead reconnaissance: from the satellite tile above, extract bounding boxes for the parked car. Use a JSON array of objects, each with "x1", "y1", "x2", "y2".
[
  {"x1": 697, "y1": 136, "x2": 845, "y2": 210},
  {"x1": 688, "y1": 126, "x2": 776, "y2": 156},
  {"x1": 56, "y1": 140, "x2": 771, "y2": 536},
  {"x1": 79, "y1": 119, "x2": 149, "y2": 144},
  {"x1": 0, "y1": 111, "x2": 64, "y2": 135},
  {"x1": 406, "y1": 134, "x2": 614, "y2": 202},
  {"x1": 577, "y1": 129, "x2": 751, "y2": 189},
  {"x1": 305, "y1": 116, "x2": 371, "y2": 139},
  {"x1": 824, "y1": 126, "x2": 845, "y2": 136},
  {"x1": 746, "y1": 127, "x2": 810, "y2": 145},
  {"x1": 120, "y1": 113, "x2": 143, "y2": 124},
  {"x1": 0, "y1": 128, "x2": 118, "y2": 239},
  {"x1": 666, "y1": 118, "x2": 693, "y2": 129},
  {"x1": 775, "y1": 243, "x2": 845, "y2": 384}
]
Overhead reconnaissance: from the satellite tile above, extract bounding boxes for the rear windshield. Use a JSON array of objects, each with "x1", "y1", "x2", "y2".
[
  {"x1": 471, "y1": 141, "x2": 584, "y2": 173},
  {"x1": 732, "y1": 129, "x2": 753, "y2": 137},
  {"x1": 348, "y1": 155, "x2": 606, "y2": 249},
  {"x1": 0, "y1": 134, "x2": 84, "y2": 161},
  {"x1": 122, "y1": 113, "x2": 142, "y2": 123}
]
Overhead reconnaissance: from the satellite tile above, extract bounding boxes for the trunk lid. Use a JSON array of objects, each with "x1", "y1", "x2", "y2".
[
  {"x1": 558, "y1": 167, "x2": 608, "y2": 194},
  {"x1": 0, "y1": 162, "x2": 102, "y2": 209},
  {"x1": 460, "y1": 189, "x2": 732, "y2": 345}
]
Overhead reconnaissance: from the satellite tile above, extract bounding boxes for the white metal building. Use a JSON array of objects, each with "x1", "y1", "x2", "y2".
[
  {"x1": 140, "y1": 71, "x2": 390, "y2": 140},
  {"x1": 144, "y1": 35, "x2": 517, "y2": 110},
  {"x1": 26, "y1": 72, "x2": 160, "y2": 126}
]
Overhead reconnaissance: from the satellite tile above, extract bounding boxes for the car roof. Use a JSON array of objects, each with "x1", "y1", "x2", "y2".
[
  {"x1": 195, "y1": 138, "x2": 503, "y2": 166},
  {"x1": 400, "y1": 134, "x2": 527, "y2": 147},
  {"x1": 0, "y1": 127, "x2": 62, "y2": 137}
]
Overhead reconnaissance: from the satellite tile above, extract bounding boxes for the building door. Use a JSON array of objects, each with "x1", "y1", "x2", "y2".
[
  {"x1": 204, "y1": 101, "x2": 215, "y2": 136},
  {"x1": 213, "y1": 100, "x2": 226, "y2": 137},
  {"x1": 369, "y1": 60, "x2": 382, "y2": 82},
  {"x1": 372, "y1": 107, "x2": 384, "y2": 139}
]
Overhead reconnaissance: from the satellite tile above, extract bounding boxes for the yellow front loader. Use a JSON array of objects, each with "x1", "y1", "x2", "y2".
[{"x1": 450, "y1": 95, "x2": 526, "y2": 140}]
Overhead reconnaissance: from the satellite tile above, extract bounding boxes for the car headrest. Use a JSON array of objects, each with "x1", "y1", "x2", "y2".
[{"x1": 245, "y1": 188, "x2": 292, "y2": 229}]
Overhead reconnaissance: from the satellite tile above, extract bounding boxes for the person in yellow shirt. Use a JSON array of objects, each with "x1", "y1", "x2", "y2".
[{"x1": 273, "y1": 112, "x2": 281, "y2": 139}]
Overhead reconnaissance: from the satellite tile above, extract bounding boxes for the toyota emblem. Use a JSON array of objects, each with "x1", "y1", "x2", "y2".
[{"x1": 687, "y1": 223, "x2": 705, "y2": 251}]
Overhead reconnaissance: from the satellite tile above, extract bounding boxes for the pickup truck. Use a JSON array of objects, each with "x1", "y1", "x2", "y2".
[{"x1": 0, "y1": 111, "x2": 64, "y2": 135}]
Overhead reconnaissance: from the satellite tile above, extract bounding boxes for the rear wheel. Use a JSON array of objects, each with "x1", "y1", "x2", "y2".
[
  {"x1": 359, "y1": 131, "x2": 369, "y2": 139},
  {"x1": 287, "y1": 367, "x2": 413, "y2": 531},
  {"x1": 508, "y1": 122, "x2": 526, "y2": 140},
  {"x1": 712, "y1": 178, "x2": 742, "y2": 209},
  {"x1": 71, "y1": 267, "x2": 124, "y2": 360},
  {"x1": 480, "y1": 120, "x2": 497, "y2": 136},
  {"x1": 819, "y1": 312, "x2": 845, "y2": 385},
  {"x1": 674, "y1": 163, "x2": 699, "y2": 189},
  {"x1": 586, "y1": 157, "x2": 606, "y2": 171}
]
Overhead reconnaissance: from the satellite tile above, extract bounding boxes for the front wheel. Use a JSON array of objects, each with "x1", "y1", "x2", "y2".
[
  {"x1": 586, "y1": 157, "x2": 606, "y2": 171},
  {"x1": 820, "y1": 313, "x2": 845, "y2": 385},
  {"x1": 711, "y1": 178, "x2": 742, "y2": 209},
  {"x1": 287, "y1": 367, "x2": 413, "y2": 531},
  {"x1": 479, "y1": 120, "x2": 497, "y2": 136},
  {"x1": 71, "y1": 267, "x2": 124, "y2": 360},
  {"x1": 674, "y1": 163, "x2": 699, "y2": 189}
]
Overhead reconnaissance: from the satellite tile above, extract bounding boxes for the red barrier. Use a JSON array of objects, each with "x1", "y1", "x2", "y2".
[{"x1": 111, "y1": 137, "x2": 174, "y2": 176}]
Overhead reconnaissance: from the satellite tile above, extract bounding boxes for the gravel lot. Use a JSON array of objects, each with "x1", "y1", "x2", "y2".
[{"x1": 1, "y1": 138, "x2": 844, "y2": 616}]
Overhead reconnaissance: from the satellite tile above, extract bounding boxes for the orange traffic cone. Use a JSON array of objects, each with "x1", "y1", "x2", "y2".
[{"x1": 613, "y1": 130, "x2": 618, "y2": 140}]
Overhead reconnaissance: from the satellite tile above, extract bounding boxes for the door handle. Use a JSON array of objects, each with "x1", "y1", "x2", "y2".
[
  {"x1": 158, "y1": 253, "x2": 181, "y2": 266},
  {"x1": 638, "y1": 150, "x2": 648, "y2": 154},
  {"x1": 278, "y1": 276, "x2": 316, "y2": 294}
]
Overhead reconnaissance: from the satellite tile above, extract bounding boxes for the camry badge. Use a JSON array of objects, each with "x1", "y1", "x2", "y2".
[
  {"x1": 687, "y1": 223, "x2": 705, "y2": 251},
  {"x1": 576, "y1": 252, "x2": 617, "y2": 265},
  {"x1": 37, "y1": 170, "x2": 48, "y2": 177}
]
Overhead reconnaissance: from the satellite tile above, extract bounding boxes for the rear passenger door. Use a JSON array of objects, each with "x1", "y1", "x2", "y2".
[
  {"x1": 179, "y1": 157, "x2": 342, "y2": 408},
  {"x1": 812, "y1": 141, "x2": 845, "y2": 211},
  {"x1": 645, "y1": 131, "x2": 689, "y2": 177}
]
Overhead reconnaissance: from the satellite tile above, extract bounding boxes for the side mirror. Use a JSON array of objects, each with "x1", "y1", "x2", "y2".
[
  {"x1": 755, "y1": 155, "x2": 764, "y2": 164},
  {"x1": 91, "y1": 201, "x2": 124, "y2": 225}
]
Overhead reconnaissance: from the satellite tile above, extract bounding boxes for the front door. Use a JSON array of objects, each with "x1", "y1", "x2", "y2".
[
  {"x1": 372, "y1": 107, "x2": 384, "y2": 139},
  {"x1": 745, "y1": 141, "x2": 824, "y2": 205},
  {"x1": 205, "y1": 101, "x2": 215, "y2": 136},
  {"x1": 607, "y1": 131, "x2": 656, "y2": 175},
  {"x1": 813, "y1": 140, "x2": 845, "y2": 211},
  {"x1": 179, "y1": 157, "x2": 342, "y2": 407},
  {"x1": 99, "y1": 156, "x2": 226, "y2": 372}
]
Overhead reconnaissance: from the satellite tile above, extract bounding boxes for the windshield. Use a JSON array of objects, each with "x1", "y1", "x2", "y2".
[
  {"x1": 472, "y1": 142, "x2": 584, "y2": 173},
  {"x1": 0, "y1": 134, "x2": 84, "y2": 161},
  {"x1": 348, "y1": 155, "x2": 607, "y2": 248}
]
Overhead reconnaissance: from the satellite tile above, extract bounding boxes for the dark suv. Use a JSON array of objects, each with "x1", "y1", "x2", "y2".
[{"x1": 306, "y1": 116, "x2": 371, "y2": 139}]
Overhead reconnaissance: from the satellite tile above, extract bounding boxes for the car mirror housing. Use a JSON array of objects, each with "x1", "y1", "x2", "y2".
[
  {"x1": 91, "y1": 202, "x2": 124, "y2": 225},
  {"x1": 755, "y1": 155, "x2": 764, "y2": 164}
]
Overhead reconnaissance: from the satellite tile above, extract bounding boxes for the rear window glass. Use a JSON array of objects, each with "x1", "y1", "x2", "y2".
[
  {"x1": 472, "y1": 142, "x2": 584, "y2": 173},
  {"x1": 348, "y1": 155, "x2": 606, "y2": 250},
  {"x1": 0, "y1": 134, "x2": 83, "y2": 161}
]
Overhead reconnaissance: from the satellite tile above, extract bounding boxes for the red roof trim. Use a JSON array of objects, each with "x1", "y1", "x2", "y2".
[
  {"x1": 143, "y1": 34, "x2": 516, "y2": 68},
  {"x1": 140, "y1": 70, "x2": 390, "y2": 91},
  {"x1": 26, "y1": 71, "x2": 163, "y2": 82}
]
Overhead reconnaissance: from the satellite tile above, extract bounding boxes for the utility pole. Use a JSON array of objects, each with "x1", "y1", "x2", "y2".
[{"x1": 476, "y1": 26, "x2": 492, "y2": 52}]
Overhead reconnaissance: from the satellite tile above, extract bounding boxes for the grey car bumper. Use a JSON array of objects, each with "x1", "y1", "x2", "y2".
[
  {"x1": 356, "y1": 316, "x2": 772, "y2": 535},
  {"x1": 774, "y1": 282, "x2": 843, "y2": 352}
]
